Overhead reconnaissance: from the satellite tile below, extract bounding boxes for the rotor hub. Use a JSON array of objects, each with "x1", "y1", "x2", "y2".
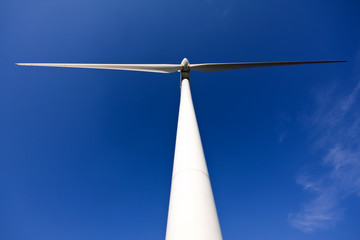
[
  {"x1": 180, "y1": 58, "x2": 190, "y2": 81},
  {"x1": 181, "y1": 58, "x2": 190, "y2": 72}
]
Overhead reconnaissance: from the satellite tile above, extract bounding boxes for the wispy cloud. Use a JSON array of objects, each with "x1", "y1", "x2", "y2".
[
  {"x1": 278, "y1": 132, "x2": 287, "y2": 143},
  {"x1": 203, "y1": 0, "x2": 233, "y2": 19},
  {"x1": 289, "y1": 61, "x2": 360, "y2": 232}
]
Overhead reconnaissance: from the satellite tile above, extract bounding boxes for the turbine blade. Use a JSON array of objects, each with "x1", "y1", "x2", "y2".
[
  {"x1": 16, "y1": 63, "x2": 182, "y2": 73},
  {"x1": 190, "y1": 60, "x2": 347, "y2": 72}
]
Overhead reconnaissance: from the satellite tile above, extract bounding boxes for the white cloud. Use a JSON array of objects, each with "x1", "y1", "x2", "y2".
[
  {"x1": 289, "y1": 62, "x2": 360, "y2": 232},
  {"x1": 278, "y1": 132, "x2": 287, "y2": 143}
]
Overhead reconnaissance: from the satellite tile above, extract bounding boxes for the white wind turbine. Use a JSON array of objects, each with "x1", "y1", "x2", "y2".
[{"x1": 17, "y1": 58, "x2": 345, "y2": 240}]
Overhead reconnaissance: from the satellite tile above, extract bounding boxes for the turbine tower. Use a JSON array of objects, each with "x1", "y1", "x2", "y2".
[{"x1": 17, "y1": 58, "x2": 345, "y2": 240}]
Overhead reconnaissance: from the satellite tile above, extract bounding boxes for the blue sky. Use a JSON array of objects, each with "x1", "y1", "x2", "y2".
[{"x1": 1, "y1": 0, "x2": 359, "y2": 239}]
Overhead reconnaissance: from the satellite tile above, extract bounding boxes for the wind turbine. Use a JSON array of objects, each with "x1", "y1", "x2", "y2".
[{"x1": 17, "y1": 58, "x2": 345, "y2": 240}]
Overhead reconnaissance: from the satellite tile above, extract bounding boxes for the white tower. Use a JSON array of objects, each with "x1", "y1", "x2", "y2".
[{"x1": 166, "y1": 73, "x2": 222, "y2": 239}]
